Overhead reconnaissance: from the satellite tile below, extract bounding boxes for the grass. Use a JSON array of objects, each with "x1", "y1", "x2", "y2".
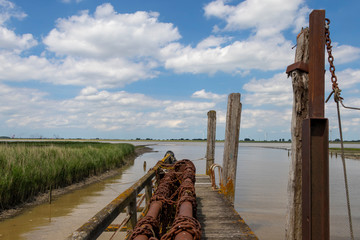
[
  {"x1": 330, "y1": 147, "x2": 360, "y2": 152},
  {"x1": 0, "y1": 141, "x2": 135, "y2": 210}
]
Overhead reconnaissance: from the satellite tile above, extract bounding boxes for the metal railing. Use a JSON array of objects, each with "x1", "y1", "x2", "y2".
[{"x1": 208, "y1": 163, "x2": 224, "y2": 190}]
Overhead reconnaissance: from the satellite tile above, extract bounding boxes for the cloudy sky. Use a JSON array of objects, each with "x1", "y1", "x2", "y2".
[{"x1": 0, "y1": 0, "x2": 359, "y2": 140}]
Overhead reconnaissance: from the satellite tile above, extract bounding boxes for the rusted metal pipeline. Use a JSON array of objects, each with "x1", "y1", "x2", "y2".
[
  {"x1": 130, "y1": 159, "x2": 201, "y2": 240},
  {"x1": 174, "y1": 202, "x2": 194, "y2": 240},
  {"x1": 132, "y1": 201, "x2": 162, "y2": 240},
  {"x1": 161, "y1": 160, "x2": 201, "y2": 240}
]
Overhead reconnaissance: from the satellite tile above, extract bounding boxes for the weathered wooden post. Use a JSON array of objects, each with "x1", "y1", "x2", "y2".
[
  {"x1": 285, "y1": 28, "x2": 309, "y2": 239},
  {"x1": 206, "y1": 110, "x2": 216, "y2": 175},
  {"x1": 127, "y1": 192, "x2": 137, "y2": 229},
  {"x1": 302, "y1": 10, "x2": 329, "y2": 240},
  {"x1": 286, "y1": 10, "x2": 329, "y2": 240},
  {"x1": 222, "y1": 93, "x2": 242, "y2": 204}
]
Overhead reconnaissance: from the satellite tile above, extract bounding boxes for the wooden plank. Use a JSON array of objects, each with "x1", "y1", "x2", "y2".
[{"x1": 195, "y1": 175, "x2": 257, "y2": 240}]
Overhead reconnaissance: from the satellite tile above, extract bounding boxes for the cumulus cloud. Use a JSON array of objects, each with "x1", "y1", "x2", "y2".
[
  {"x1": 61, "y1": 0, "x2": 83, "y2": 3},
  {"x1": 192, "y1": 89, "x2": 227, "y2": 101},
  {"x1": 332, "y1": 43, "x2": 360, "y2": 65},
  {"x1": 334, "y1": 68, "x2": 360, "y2": 89},
  {"x1": 0, "y1": 0, "x2": 37, "y2": 51},
  {"x1": 162, "y1": 37, "x2": 293, "y2": 74},
  {"x1": 43, "y1": 3, "x2": 180, "y2": 59},
  {"x1": 204, "y1": 0, "x2": 307, "y2": 37},
  {"x1": 243, "y1": 73, "x2": 292, "y2": 106},
  {"x1": 0, "y1": 0, "x2": 26, "y2": 24},
  {"x1": 0, "y1": 84, "x2": 217, "y2": 132},
  {"x1": 161, "y1": 0, "x2": 308, "y2": 75},
  {"x1": 241, "y1": 108, "x2": 292, "y2": 130}
]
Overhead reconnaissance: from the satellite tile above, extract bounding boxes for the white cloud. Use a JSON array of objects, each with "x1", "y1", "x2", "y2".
[
  {"x1": 158, "y1": 0, "x2": 309, "y2": 75},
  {"x1": 332, "y1": 43, "x2": 360, "y2": 65},
  {"x1": 0, "y1": 51, "x2": 156, "y2": 88},
  {"x1": 196, "y1": 35, "x2": 231, "y2": 49},
  {"x1": 162, "y1": 37, "x2": 293, "y2": 74},
  {"x1": 335, "y1": 68, "x2": 360, "y2": 89},
  {"x1": 242, "y1": 108, "x2": 292, "y2": 130},
  {"x1": 61, "y1": 0, "x2": 83, "y2": 3},
  {"x1": 43, "y1": 3, "x2": 180, "y2": 59},
  {"x1": 243, "y1": 73, "x2": 292, "y2": 106},
  {"x1": 0, "y1": 27, "x2": 37, "y2": 51},
  {"x1": 0, "y1": 0, "x2": 26, "y2": 24},
  {"x1": 204, "y1": 0, "x2": 306, "y2": 37},
  {"x1": 192, "y1": 89, "x2": 227, "y2": 101},
  {"x1": 0, "y1": 84, "x2": 217, "y2": 132},
  {"x1": 0, "y1": 0, "x2": 37, "y2": 51}
]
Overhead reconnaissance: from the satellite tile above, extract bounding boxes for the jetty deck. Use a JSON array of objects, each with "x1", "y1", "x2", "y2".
[{"x1": 195, "y1": 175, "x2": 258, "y2": 240}]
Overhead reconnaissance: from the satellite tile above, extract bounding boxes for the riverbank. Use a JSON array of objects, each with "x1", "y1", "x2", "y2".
[
  {"x1": 329, "y1": 148, "x2": 360, "y2": 160},
  {"x1": 0, "y1": 145, "x2": 152, "y2": 221}
]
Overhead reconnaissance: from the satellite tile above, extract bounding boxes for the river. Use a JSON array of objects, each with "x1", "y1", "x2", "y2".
[{"x1": 0, "y1": 141, "x2": 359, "y2": 239}]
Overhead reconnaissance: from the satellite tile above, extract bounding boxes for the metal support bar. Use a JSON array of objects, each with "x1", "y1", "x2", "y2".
[
  {"x1": 308, "y1": 10, "x2": 326, "y2": 118},
  {"x1": 302, "y1": 118, "x2": 329, "y2": 240},
  {"x1": 302, "y1": 10, "x2": 329, "y2": 240}
]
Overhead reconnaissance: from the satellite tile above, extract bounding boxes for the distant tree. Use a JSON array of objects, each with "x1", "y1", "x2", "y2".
[{"x1": 244, "y1": 138, "x2": 251, "y2": 141}]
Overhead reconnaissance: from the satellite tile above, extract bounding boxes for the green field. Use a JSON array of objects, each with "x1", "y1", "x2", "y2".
[{"x1": 0, "y1": 141, "x2": 135, "y2": 210}]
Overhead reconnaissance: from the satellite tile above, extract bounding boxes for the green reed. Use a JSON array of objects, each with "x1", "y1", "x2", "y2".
[{"x1": 0, "y1": 142, "x2": 134, "y2": 210}]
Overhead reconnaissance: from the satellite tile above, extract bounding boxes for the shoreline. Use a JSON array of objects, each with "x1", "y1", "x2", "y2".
[{"x1": 0, "y1": 146, "x2": 153, "y2": 222}]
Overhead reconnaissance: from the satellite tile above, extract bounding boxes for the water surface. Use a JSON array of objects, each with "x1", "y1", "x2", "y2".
[{"x1": 0, "y1": 142, "x2": 359, "y2": 239}]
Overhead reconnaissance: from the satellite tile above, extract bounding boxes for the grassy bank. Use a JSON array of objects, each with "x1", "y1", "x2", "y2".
[{"x1": 0, "y1": 141, "x2": 135, "y2": 210}]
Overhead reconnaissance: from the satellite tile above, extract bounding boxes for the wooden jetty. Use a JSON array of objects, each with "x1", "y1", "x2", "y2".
[
  {"x1": 195, "y1": 175, "x2": 257, "y2": 240},
  {"x1": 68, "y1": 153, "x2": 257, "y2": 240}
]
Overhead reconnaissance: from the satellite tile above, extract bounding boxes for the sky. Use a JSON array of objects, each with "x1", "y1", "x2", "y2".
[{"x1": 0, "y1": 0, "x2": 359, "y2": 140}]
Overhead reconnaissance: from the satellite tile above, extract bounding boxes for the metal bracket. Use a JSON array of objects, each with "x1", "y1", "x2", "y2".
[{"x1": 286, "y1": 61, "x2": 309, "y2": 74}]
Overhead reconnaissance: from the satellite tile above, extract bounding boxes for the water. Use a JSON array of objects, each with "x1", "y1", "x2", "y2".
[{"x1": 0, "y1": 142, "x2": 359, "y2": 239}]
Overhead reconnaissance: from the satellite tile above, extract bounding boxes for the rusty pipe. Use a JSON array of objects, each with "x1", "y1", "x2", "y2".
[
  {"x1": 174, "y1": 201, "x2": 194, "y2": 240},
  {"x1": 133, "y1": 201, "x2": 162, "y2": 240}
]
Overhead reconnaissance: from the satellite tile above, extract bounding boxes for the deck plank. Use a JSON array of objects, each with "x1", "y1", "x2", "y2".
[{"x1": 195, "y1": 175, "x2": 258, "y2": 240}]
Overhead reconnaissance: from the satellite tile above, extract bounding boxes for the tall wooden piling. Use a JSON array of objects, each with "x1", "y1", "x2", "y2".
[
  {"x1": 206, "y1": 110, "x2": 216, "y2": 175},
  {"x1": 285, "y1": 28, "x2": 309, "y2": 240},
  {"x1": 222, "y1": 93, "x2": 242, "y2": 204}
]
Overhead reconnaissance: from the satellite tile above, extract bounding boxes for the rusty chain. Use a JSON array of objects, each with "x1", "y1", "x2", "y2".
[
  {"x1": 325, "y1": 18, "x2": 339, "y2": 92},
  {"x1": 325, "y1": 18, "x2": 360, "y2": 111},
  {"x1": 325, "y1": 18, "x2": 355, "y2": 240},
  {"x1": 129, "y1": 159, "x2": 201, "y2": 240}
]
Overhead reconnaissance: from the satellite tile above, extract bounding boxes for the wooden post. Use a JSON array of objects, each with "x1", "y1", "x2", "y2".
[
  {"x1": 302, "y1": 10, "x2": 329, "y2": 240},
  {"x1": 127, "y1": 193, "x2": 137, "y2": 229},
  {"x1": 285, "y1": 28, "x2": 309, "y2": 240},
  {"x1": 222, "y1": 93, "x2": 242, "y2": 204},
  {"x1": 145, "y1": 182, "x2": 152, "y2": 208},
  {"x1": 206, "y1": 110, "x2": 216, "y2": 175}
]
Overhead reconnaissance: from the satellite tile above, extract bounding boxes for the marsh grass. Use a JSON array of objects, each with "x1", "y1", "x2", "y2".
[{"x1": 0, "y1": 141, "x2": 134, "y2": 210}]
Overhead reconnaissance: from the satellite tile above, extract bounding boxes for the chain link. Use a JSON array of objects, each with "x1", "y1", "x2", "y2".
[{"x1": 325, "y1": 18, "x2": 339, "y2": 92}]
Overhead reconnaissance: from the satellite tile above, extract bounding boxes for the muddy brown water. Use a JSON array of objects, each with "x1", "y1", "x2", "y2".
[{"x1": 0, "y1": 142, "x2": 359, "y2": 239}]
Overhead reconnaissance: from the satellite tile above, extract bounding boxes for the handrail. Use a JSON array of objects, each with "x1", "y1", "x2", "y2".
[
  {"x1": 68, "y1": 153, "x2": 174, "y2": 240},
  {"x1": 209, "y1": 163, "x2": 223, "y2": 190}
]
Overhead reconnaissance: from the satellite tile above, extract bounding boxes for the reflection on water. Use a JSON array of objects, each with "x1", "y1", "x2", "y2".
[{"x1": 0, "y1": 142, "x2": 359, "y2": 240}]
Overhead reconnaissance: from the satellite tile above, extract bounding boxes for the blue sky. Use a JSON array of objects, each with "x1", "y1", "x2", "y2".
[{"x1": 0, "y1": 0, "x2": 359, "y2": 140}]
